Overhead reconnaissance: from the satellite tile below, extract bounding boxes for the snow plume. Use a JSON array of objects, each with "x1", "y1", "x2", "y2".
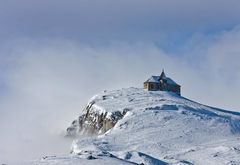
[{"x1": 0, "y1": 27, "x2": 240, "y2": 163}]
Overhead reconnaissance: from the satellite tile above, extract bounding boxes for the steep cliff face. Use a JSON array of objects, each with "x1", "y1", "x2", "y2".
[
  {"x1": 66, "y1": 103, "x2": 128, "y2": 136},
  {"x1": 66, "y1": 91, "x2": 130, "y2": 136}
]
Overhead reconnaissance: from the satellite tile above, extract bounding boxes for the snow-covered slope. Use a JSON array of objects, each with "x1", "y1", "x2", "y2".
[{"x1": 33, "y1": 88, "x2": 240, "y2": 165}]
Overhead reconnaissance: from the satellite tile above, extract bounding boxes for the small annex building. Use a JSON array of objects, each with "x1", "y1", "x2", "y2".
[{"x1": 144, "y1": 70, "x2": 181, "y2": 95}]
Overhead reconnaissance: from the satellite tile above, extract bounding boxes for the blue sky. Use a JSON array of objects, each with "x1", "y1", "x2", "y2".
[
  {"x1": 1, "y1": 0, "x2": 240, "y2": 164},
  {"x1": 1, "y1": 0, "x2": 240, "y2": 47}
]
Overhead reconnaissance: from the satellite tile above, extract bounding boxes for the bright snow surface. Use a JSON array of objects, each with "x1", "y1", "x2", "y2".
[{"x1": 33, "y1": 88, "x2": 240, "y2": 165}]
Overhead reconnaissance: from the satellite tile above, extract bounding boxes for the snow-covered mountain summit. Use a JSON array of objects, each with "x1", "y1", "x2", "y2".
[{"x1": 34, "y1": 88, "x2": 240, "y2": 165}]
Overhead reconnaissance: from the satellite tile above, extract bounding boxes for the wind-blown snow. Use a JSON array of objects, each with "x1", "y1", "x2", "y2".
[{"x1": 31, "y1": 88, "x2": 240, "y2": 165}]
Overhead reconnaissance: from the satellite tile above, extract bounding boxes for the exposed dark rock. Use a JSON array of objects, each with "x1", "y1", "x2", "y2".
[{"x1": 66, "y1": 102, "x2": 129, "y2": 137}]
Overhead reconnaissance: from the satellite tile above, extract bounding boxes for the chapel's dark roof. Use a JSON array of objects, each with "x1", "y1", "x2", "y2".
[{"x1": 144, "y1": 71, "x2": 180, "y2": 86}]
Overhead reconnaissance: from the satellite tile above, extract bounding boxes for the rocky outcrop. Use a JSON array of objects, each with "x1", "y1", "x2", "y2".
[{"x1": 66, "y1": 101, "x2": 129, "y2": 136}]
